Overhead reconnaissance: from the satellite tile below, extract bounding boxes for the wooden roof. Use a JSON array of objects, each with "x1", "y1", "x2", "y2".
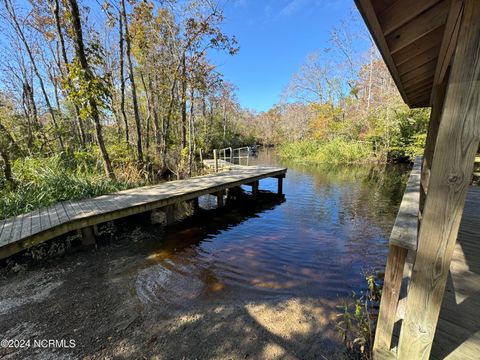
[{"x1": 355, "y1": 0, "x2": 463, "y2": 108}]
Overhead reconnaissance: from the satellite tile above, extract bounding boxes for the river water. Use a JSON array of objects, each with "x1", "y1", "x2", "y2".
[
  {"x1": 136, "y1": 150, "x2": 410, "y2": 307},
  {"x1": 0, "y1": 149, "x2": 411, "y2": 359}
]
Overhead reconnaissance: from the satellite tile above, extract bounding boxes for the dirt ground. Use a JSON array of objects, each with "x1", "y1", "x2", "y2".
[{"x1": 0, "y1": 217, "x2": 345, "y2": 360}]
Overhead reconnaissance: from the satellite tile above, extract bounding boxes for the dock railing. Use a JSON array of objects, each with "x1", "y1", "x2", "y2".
[
  {"x1": 210, "y1": 146, "x2": 251, "y2": 172},
  {"x1": 373, "y1": 156, "x2": 422, "y2": 357}
]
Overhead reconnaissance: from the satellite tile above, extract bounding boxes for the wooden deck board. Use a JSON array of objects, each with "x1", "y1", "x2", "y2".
[
  {"x1": 0, "y1": 165, "x2": 286, "y2": 259},
  {"x1": 428, "y1": 186, "x2": 480, "y2": 360},
  {"x1": 0, "y1": 217, "x2": 15, "y2": 245}
]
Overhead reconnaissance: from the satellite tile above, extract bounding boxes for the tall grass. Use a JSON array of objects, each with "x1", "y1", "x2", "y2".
[
  {"x1": 278, "y1": 139, "x2": 376, "y2": 164},
  {"x1": 0, "y1": 154, "x2": 143, "y2": 220}
]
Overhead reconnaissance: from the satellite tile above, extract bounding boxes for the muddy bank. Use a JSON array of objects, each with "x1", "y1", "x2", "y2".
[{"x1": 0, "y1": 225, "x2": 343, "y2": 360}]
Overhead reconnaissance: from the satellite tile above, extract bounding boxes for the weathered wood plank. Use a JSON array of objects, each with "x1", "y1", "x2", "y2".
[
  {"x1": 20, "y1": 212, "x2": 32, "y2": 240},
  {"x1": 374, "y1": 244, "x2": 408, "y2": 351},
  {"x1": 55, "y1": 202, "x2": 70, "y2": 224},
  {"x1": 38, "y1": 207, "x2": 51, "y2": 233},
  {"x1": 10, "y1": 214, "x2": 23, "y2": 242},
  {"x1": 48, "y1": 203, "x2": 61, "y2": 228},
  {"x1": 30, "y1": 209, "x2": 42, "y2": 236},
  {"x1": 0, "y1": 217, "x2": 15, "y2": 245},
  {"x1": 389, "y1": 157, "x2": 421, "y2": 250},
  {"x1": 397, "y1": 2, "x2": 480, "y2": 358}
]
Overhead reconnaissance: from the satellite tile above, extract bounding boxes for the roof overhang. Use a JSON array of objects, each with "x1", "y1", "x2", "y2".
[{"x1": 355, "y1": 0, "x2": 463, "y2": 108}]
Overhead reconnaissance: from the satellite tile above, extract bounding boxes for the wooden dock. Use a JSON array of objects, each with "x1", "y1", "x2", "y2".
[{"x1": 0, "y1": 165, "x2": 286, "y2": 260}]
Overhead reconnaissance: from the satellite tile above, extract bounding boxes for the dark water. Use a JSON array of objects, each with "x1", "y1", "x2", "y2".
[{"x1": 134, "y1": 150, "x2": 410, "y2": 307}]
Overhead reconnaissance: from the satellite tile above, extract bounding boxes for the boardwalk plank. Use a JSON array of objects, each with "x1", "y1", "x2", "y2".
[
  {"x1": 55, "y1": 203, "x2": 70, "y2": 224},
  {"x1": 30, "y1": 209, "x2": 42, "y2": 236},
  {"x1": 10, "y1": 214, "x2": 23, "y2": 242},
  {"x1": 39, "y1": 207, "x2": 51, "y2": 232},
  {"x1": 21, "y1": 212, "x2": 32, "y2": 239},
  {"x1": 48, "y1": 204, "x2": 61, "y2": 228},
  {"x1": 0, "y1": 217, "x2": 15, "y2": 245}
]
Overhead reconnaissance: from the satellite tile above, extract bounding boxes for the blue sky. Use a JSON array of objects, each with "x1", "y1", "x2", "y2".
[{"x1": 210, "y1": 0, "x2": 361, "y2": 112}]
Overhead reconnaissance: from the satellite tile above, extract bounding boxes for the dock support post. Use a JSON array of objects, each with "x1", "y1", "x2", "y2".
[
  {"x1": 80, "y1": 226, "x2": 96, "y2": 246},
  {"x1": 277, "y1": 175, "x2": 284, "y2": 195},
  {"x1": 217, "y1": 191, "x2": 224, "y2": 208},
  {"x1": 193, "y1": 197, "x2": 200, "y2": 212},
  {"x1": 252, "y1": 181, "x2": 259, "y2": 197},
  {"x1": 166, "y1": 204, "x2": 176, "y2": 225}
]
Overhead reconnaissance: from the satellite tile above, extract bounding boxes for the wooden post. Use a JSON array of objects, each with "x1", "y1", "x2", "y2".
[
  {"x1": 277, "y1": 175, "x2": 284, "y2": 195},
  {"x1": 252, "y1": 181, "x2": 259, "y2": 197},
  {"x1": 397, "y1": 3, "x2": 480, "y2": 358},
  {"x1": 213, "y1": 149, "x2": 218, "y2": 172},
  {"x1": 80, "y1": 226, "x2": 96, "y2": 246},
  {"x1": 216, "y1": 191, "x2": 224, "y2": 208},
  {"x1": 165, "y1": 204, "x2": 175, "y2": 225},
  {"x1": 193, "y1": 197, "x2": 199, "y2": 212},
  {"x1": 373, "y1": 244, "x2": 408, "y2": 352}
]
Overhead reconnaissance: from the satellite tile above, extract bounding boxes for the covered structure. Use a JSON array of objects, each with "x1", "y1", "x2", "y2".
[{"x1": 355, "y1": 0, "x2": 480, "y2": 359}]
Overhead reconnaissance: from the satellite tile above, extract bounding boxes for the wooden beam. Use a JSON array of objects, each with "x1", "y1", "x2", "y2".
[
  {"x1": 420, "y1": 78, "x2": 449, "y2": 210},
  {"x1": 389, "y1": 157, "x2": 422, "y2": 251},
  {"x1": 374, "y1": 244, "x2": 408, "y2": 351},
  {"x1": 355, "y1": 0, "x2": 409, "y2": 104},
  {"x1": 386, "y1": 0, "x2": 449, "y2": 54},
  {"x1": 379, "y1": 0, "x2": 441, "y2": 36},
  {"x1": 432, "y1": 0, "x2": 464, "y2": 87},
  {"x1": 397, "y1": 2, "x2": 480, "y2": 358}
]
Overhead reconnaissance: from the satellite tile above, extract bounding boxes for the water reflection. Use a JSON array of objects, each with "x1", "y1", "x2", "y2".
[{"x1": 135, "y1": 150, "x2": 409, "y2": 310}]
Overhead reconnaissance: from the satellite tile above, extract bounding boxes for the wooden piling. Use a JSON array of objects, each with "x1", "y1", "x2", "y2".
[
  {"x1": 277, "y1": 175, "x2": 284, "y2": 195},
  {"x1": 80, "y1": 226, "x2": 96, "y2": 246},
  {"x1": 252, "y1": 181, "x2": 259, "y2": 197},
  {"x1": 217, "y1": 191, "x2": 224, "y2": 207}
]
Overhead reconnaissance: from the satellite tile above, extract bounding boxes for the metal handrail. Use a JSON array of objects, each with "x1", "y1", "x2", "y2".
[{"x1": 212, "y1": 146, "x2": 251, "y2": 171}]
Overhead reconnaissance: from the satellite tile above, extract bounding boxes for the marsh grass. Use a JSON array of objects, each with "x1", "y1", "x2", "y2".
[
  {"x1": 279, "y1": 139, "x2": 376, "y2": 164},
  {"x1": 0, "y1": 154, "x2": 146, "y2": 220}
]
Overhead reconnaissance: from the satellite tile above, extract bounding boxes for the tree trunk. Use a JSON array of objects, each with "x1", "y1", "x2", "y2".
[
  {"x1": 121, "y1": 0, "x2": 143, "y2": 163},
  {"x1": 0, "y1": 148, "x2": 13, "y2": 187},
  {"x1": 4, "y1": 0, "x2": 65, "y2": 152},
  {"x1": 118, "y1": 11, "x2": 129, "y2": 144},
  {"x1": 181, "y1": 52, "x2": 187, "y2": 149},
  {"x1": 51, "y1": 0, "x2": 86, "y2": 146},
  {"x1": 67, "y1": 0, "x2": 115, "y2": 179}
]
